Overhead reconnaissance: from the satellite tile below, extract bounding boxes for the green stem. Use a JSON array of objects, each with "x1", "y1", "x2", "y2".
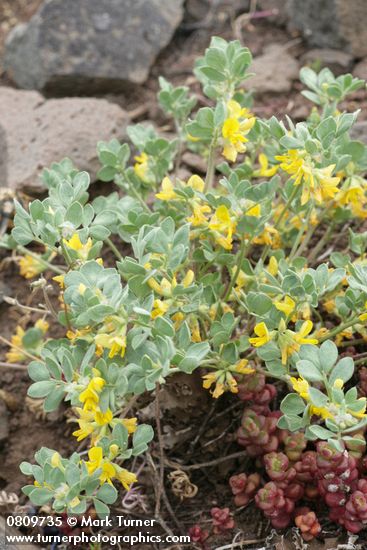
[
  {"x1": 307, "y1": 222, "x2": 335, "y2": 264},
  {"x1": 17, "y1": 245, "x2": 65, "y2": 275},
  {"x1": 105, "y1": 237, "x2": 123, "y2": 260},
  {"x1": 260, "y1": 184, "x2": 299, "y2": 264},
  {"x1": 60, "y1": 241, "x2": 73, "y2": 268},
  {"x1": 122, "y1": 170, "x2": 151, "y2": 212},
  {"x1": 222, "y1": 239, "x2": 248, "y2": 302},
  {"x1": 204, "y1": 138, "x2": 217, "y2": 193},
  {"x1": 288, "y1": 206, "x2": 312, "y2": 261},
  {"x1": 319, "y1": 316, "x2": 360, "y2": 343}
]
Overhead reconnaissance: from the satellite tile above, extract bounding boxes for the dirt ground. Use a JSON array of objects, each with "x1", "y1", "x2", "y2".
[{"x1": 1, "y1": 2, "x2": 367, "y2": 549}]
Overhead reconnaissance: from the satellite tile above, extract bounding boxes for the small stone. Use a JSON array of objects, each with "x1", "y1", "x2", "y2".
[
  {"x1": 248, "y1": 44, "x2": 299, "y2": 93},
  {"x1": 353, "y1": 58, "x2": 367, "y2": 81},
  {"x1": 4, "y1": 0, "x2": 184, "y2": 93},
  {"x1": 300, "y1": 48, "x2": 354, "y2": 75},
  {"x1": 0, "y1": 87, "x2": 129, "y2": 192}
]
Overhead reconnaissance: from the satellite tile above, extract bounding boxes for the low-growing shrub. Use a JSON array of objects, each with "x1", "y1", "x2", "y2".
[{"x1": 3, "y1": 36, "x2": 367, "y2": 538}]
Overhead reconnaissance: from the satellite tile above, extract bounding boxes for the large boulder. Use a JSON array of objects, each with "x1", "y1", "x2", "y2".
[
  {"x1": 4, "y1": 0, "x2": 184, "y2": 93},
  {"x1": 287, "y1": 0, "x2": 367, "y2": 57},
  {"x1": 0, "y1": 87, "x2": 129, "y2": 191}
]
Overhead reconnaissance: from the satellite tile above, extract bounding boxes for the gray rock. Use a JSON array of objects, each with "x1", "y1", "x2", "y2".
[
  {"x1": 300, "y1": 48, "x2": 354, "y2": 76},
  {"x1": 248, "y1": 44, "x2": 299, "y2": 93},
  {"x1": 0, "y1": 87, "x2": 129, "y2": 192},
  {"x1": 287, "y1": 0, "x2": 367, "y2": 57},
  {"x1": 350, "y1": 121, "x2": 367, "y2": 144},
  {"x1": 4, "y1": 0, "x2": 184, "y2": 93},
  {"x1": 353, "y1": 58, "x2": 367, "y2": 81}
]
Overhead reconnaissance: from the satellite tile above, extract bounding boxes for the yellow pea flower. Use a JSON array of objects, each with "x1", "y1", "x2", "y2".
[
  {"x1": 275, "y1": 150, "x2": 340, "y2": 205},
  {"x1": 310, "y1": 405, "x2": 333, "y2": 419},
  {"x1": 156, "y1": 177, "x2": 178, "y2": 201},
  {"x1": 249, "y1": 322, "x2": 272, "y2": 347},
  {"x1": 274, "y1": 296, "x2": 296, "y2": 317},
  {"x1": 359, "y1": 301, "x2": 367, "y2": 321},
  {"x1": 5, "y1": 326, "x2": 26, "y2": 363},
  {"x1": 85, "y1": 447, "x2": 116, "y2": 485},
  {"x1": 208, "y1": 205, "x2": 236, "y2": 250},
  {"x1": 234, "y1": 359, "x2": 255, "y2": 375},
  {"x1": 255, "y1": 153, "x2": 279, "y2": 177},
  {"x1": 278, "y1": 320, "x2": 318, "y2": 365},
  {"x1": 187, "y1": 202, "x2": 211, "y2": 226},
  {"x1": 268, "y1": 256, "x2": 278, "y2": 276},
  {"x1": 18, "y1": 254, "x2": 45, "y2": 279},
  {"x1": 79, "y1": 373, "x2": 105, "y2": 411},
  {"x1": 117, "y1": 468, "x2": 138, "y2": 491},
  {"x1": 151, "y1": 299, "x2": 170, "y2": 319},
  {"x1": 50, "y1": 452, "x2": 63, "y2": 469},
  {"x1": 35, "y1": 319, "x2": 49, "y2": 333},
  {"x1": 221, "y1": 100, "x2": 256, "y2": 162},
  {"x1": 53, "y1": 274, "x2": 65, "y2": 288},
  {"x1": 63, "y1": 233, "x2": 92, "y2": 261},
  {"x1": 134, "y1": 152, "x2": 151, "y2": 183},
  {"x1": 290, "y1": 376, "x2": 309, "y2": 400}
]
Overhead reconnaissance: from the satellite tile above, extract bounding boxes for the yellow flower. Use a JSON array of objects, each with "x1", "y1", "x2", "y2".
[
  {"x1": 278, "y1": 320, "x2": 318, "y2": 365},
  {"x1": 151, "y1": 299, "x2": 170, "y2": 319},
  {"x1": 117, "y1": 468, "x2": 138, "y2": 491},
  {"x1": 50, "y1": 452, "x2": 63, "y2": 469},
  {"x1": 187, "y1": 174, "x2": 205, "y2": 192},
  {"x1": 246, "y1": 202, "x2": 261, "y2": 217},
  {"x1": 148, "y1": 276, "x2": 175, "y2": 297},
  {"x1": 202, "y1": 370, "x2": 238, "y2": 398},
  {"x1": 18, "y1": 254, "x2": 45, "y2": 279},
  {"x1": 234, "y1": 359, "x2": 255, "y2": 375},
  {"x1": 267, "y1": 256, "x2": 278, "y2": 276},
  {"x1": 208, "y1": 205, "x2": 236, "y2": 250},
  {"x1": 274, "y1": 296, "x2": 295, "y2": 317},
  {"x1": 6, "y1": 326, "x2": 26, "y2": 363},
  {"x1": 249, "y1": 322, "x2": 272, "y2": 347},
  {"x1": 253, "y1": 224, "x2": 281, "y2": 248},
  {"x1": 63, "y1": 233, "x2": 92, "y2": 261},
  {"x1": 53, "y1": 274, "x2": 65, "y2": 288},
  {"x1": 275, "y1": 150, "x2": 340, "y2": 205},
  {"x1": 189, "y1": 317, "x2": 201, "y2": 342},
  {"x1": 310, "y1": 405, "x2": 332, "y2": 419},
  {"x1": 35, "y1": 319, "x2": 49, "y2": 333},
  {"x1": 349, "y1": 398, "x2": 367, "y2": 419},
  {"x1": 333, "y1": 379, "x2": 344, "y2": 390},
  {"x1": 72, "y1": 410, "x2": 96, "y2": 442},
  {"x1": 79, "y1": 373, "x2": 105, "y2": 411},
  {"x1": 187, "y1": 202, "x2": 211, "y2": 226},
  {"x1": 122, "y1": 417, "x2": 138, "y2": 434},
  {"x1": 360, "y1": 301, "x2": 367, "y2": 321},
  {"x1": 182, "y1": 269, "x2": 195, "y2": 287},
  {"x1": 255, "y1": 153, "x2": 279, "y2": 177},
  {"x1": 221, "y1": 100, "x2": 255, "y2": 162},
  {"x1": 85, "y1": 447, "x2": 116, "y2": 484},
  {"x1": 134, "y1": 152, "x2": 151, "y2": 183},
  {"x1": 156, "y1": 176, "x2": 178, "y2": 201},
  {"x1": 290, "y1": 376, "x2": 309, "y2": 400},
  {"x1": 94, "y1": 318, "x2": 127, "y2": 359},
  {"x1": 335, "y1": 328, "x2": 353, "y2": 346},
  {"x1": 172, "y1": 312, "x2": 185, "y2": 329},
  {"x1": 323, "y1": 298, "x2": 336, "y2": 314}
]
